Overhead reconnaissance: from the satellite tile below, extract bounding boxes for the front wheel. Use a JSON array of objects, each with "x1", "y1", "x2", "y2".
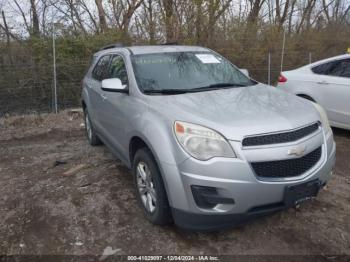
[{"x1": 133, "y1": 148, "x2": 172, "y2": 225}]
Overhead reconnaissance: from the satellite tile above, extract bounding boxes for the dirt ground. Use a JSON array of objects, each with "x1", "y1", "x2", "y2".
[{"x1": 0, "y1": 110, "x2": 349, "y2": 256}]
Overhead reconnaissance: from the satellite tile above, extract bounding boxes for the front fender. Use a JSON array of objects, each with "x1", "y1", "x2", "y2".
[
  {"x1": 81, "y1": 87, "x2": 91, "y2": 110},
  {"x1": 128, "y1": 111, "x2": 188, "y2": 166},
  {"x1": 127, "y1": 111, "x2": 190, "y2": 209}
]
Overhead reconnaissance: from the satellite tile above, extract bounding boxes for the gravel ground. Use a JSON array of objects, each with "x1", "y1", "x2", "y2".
[{"x1": 0, "y1": 110, "x2": 349, "y2": 256}]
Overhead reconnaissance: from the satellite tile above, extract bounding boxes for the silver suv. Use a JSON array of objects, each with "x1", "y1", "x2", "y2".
[{"x1": 82, "y1": 45, "x2": 336, "y2": 231}]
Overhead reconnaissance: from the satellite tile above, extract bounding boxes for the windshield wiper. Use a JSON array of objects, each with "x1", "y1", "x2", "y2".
[
  {"x1": 189, "y1": 82, "x2": 248, "y2": 91},
  {"x1": 143, "y1": 89, "x2": 190, "y2": 95},
  {"x1": 143, "y1": 83, "x2": 247, "y2": 95}
]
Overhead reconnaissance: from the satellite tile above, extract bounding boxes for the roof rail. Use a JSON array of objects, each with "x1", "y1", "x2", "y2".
[
  {"x1": 160, "y1": 42, "x2": 179, "y2": 45},
  {"x1": 100, "y1": 43, "x2": 124, "y2": 51}
]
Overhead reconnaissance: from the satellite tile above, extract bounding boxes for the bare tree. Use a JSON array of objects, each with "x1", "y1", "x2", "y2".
[
  {"x1": 95, "y1": 0, "x2": 107, "y2": 33},
  {"x1": 142, "y1": 0, "x2": 157, "y2": 43},
  {"x1": 30, "y1": 0, "x2": 40, "y2": 36},
  {"x1": 275, "y1": 0, "x2": 289, "y2": 29},
  {"x1": 162, "y1": 0, "x2": 174, "y2": 42},
  {"x1": 66, "y1": 0, "x2": 88, "y2": 35},
  {"x1": 194, "y1": 0, "x2": 203, "y2": 43},
  {"x1": 247, "y1": 0, "x2": 266, "y2": 26},
  {"x1": 206, "y1": 0, "x2": 233, "y2": 45},
  {"x1": 80, "y1": 0, "x2": 99, "y2": 33},
  {"x1": 12, "y1": 0, "x2": 31, "y2": 34},
  {"x1": 107, "y1": 0, "x2": 144, "y2": 38},
  {"x1": 1, "y1": 10, "x2": 12, "y2": 45},
  {"x1": 287, "y1": 0, "x2": 297, "y2": 33},
  {"x1": 296, "y1": 0, "x2": 317, "y2": 33}
]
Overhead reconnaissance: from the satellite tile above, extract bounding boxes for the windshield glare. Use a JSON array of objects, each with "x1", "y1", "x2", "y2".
[{"x1": 131, "y1": 52, "x2": 253, "y2": 92}]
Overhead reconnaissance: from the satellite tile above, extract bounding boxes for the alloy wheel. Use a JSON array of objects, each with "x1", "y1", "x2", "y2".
[
  {"x1": 136, "y1": 162, "x2": 157, "y2": 213},
  {"x1": 85, "y1": 113, "x2": 92, "y2": 141}
]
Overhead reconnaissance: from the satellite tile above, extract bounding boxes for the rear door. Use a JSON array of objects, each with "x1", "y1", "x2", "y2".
[
  {"x1": 88, "y1": 54, "x2": 111, "y2": 133},
  {"x1": 311, "y1": 58, "x2": 350, "y2": 126}
]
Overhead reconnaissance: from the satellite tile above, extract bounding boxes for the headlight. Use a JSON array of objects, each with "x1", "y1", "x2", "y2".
[
  {"x1": 312, "y1": 102, "x2": 331, "y2": 133},
  {"x1": 174, "y1": 121, "x2": 236, "y2": 160}
]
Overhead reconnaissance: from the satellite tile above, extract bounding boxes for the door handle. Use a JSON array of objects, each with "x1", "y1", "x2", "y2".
[
  {"x1": 100, "y1": 94, "x2": 107, "y2": 100},
  {"x1": 317, "y1": 80, "x2": 329, "y2": 85}
]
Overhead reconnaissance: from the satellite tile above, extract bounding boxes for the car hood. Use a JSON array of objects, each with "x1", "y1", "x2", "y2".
[{"x1": 145, "y1": 83, "x2": 320, "y2": 141}]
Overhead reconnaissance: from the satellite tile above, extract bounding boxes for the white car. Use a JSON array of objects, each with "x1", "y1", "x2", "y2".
[{"x1": 276, "y1": 54, "x2": 350, "y2": 130}]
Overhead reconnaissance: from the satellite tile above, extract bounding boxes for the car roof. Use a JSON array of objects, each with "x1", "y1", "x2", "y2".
[
  {"x1": 309, "y1": 53, "x2": 350, "y2": 67},
  {"x1": 283, "y1": 53, "x2": 350, "y2": 73},
  {"x1": 94, "y1": 45, "x2": 210, "y2": 56}
]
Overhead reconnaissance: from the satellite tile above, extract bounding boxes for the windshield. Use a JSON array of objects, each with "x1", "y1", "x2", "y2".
[{"x1": 131, "y1": 52, "x2": 255, "y2": 94}]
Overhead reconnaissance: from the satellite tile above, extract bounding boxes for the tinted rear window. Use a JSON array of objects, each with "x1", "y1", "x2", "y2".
[{"x1": 312, "y1": 58, "x2": 350, "y2": 78}]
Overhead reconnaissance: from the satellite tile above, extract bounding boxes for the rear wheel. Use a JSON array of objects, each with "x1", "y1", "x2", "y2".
[
  {"x1": 133, "y1": 148, "x2": 172, "y2": 225},
  {"x1": 83, "y1": 109, "x2": 101, "y2": 146}
]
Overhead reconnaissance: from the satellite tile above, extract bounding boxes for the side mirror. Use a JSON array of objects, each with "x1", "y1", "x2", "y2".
[
  {"x1": 101, "y1": 78, "x2": 128, "y2": 93},
  {"x1": 240, "y1": 69, "x2": 249, "y2": 77}
]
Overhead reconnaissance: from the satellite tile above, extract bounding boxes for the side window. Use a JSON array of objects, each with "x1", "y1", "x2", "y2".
[
  {"x1": 312, "y1": 61, "x2": 338, "y2": 75},
  {"x1": 92, "y1": 55, "x2": 111, "y2": 81},
  {"x1": 107, "y1": 55, "x2": 129, "y2": 85},
  {"x1": 336, "y1": 59, "x2": 350, "y2": 78},
  {"x1": 312, "y1": 58, "x2": 350, "y2": 78}
]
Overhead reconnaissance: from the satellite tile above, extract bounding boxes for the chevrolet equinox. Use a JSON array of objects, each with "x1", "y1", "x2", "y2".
[{"x1": 82, "y1": 45, "x2": 336, "y2": 231}]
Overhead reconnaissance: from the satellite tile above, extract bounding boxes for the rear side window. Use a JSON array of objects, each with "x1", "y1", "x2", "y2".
[
  {"x1": 92, "y1": 55, "x2": 111, "y2": 81},
  {"x1": 312, "y1": 61, "x2": 338, "y2": 75},
  {"x1": 333, "y1": 59, "x2": 350, "y2": 78},
  {"x1": 312, "y1": 58, "x2": 350, "y2": 78}
]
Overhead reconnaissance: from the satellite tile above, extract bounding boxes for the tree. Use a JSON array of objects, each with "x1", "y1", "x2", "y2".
[
  {"x1": 108, "y1": 0, "x2": 144, "y2": 36},
  {"x1": 95, "y1": 0, "x2": 107, "y2": 33},
  {"x1": 162, "y1": 0, "x2": 174, "y2": 42},
  {"x1": 30, "y1": 0, "x2": 40, "y2": 37},
  {"x1": 275, "y1": 0, "x2": 290, "y2": 29},
  {"x1": 247, "y1": 0, "x2": 266, "y2": 26}
]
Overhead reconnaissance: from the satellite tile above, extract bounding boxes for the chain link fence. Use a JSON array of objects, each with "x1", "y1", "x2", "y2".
[
  {"x1": 0, "y1": 60, "x2": 89, "y2": 116},
  {"x1": 0, "y1": 46, "x2": 346, "y2": 117}
]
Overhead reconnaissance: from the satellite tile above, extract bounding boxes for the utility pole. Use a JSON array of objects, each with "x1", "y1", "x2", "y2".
[
  {"x1": 268, "y1": 51, "x2": 271, "y2": 85},
  {"x1": 309, "y1": 52, "x2": 312, "y2": 64},
  {"x1": 52, "y1": 22, "x2": 58, "y2": 114},
  {"x1": 280, "y1": 30, "x2": 286, "y2": 73}
]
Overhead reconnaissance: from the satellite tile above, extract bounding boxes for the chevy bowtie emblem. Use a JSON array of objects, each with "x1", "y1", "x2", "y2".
[{"x1": 288, "y1": 145, "x2": 307, "y2": 157}]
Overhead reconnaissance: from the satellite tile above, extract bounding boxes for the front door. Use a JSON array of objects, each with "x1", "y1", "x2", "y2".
[
  {"x1": 98, "y1": 54, "x2": 131, "y2": 159},
  {"x1": 88, "y1": 54, "x2": 111, "y2": 133}
]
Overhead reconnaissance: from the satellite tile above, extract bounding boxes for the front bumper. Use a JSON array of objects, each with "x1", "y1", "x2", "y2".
[
  {"x1": 172, "y1": 202, "x2": 286, "y2": 231},
  {"x1": 161, "y1": 129, "x2": 336, "y2": 230}
]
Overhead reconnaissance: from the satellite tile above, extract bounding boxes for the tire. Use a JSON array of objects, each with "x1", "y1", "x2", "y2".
[
  {"x1": 133, "y1": 148, "x2": 172, "y2": 225},
  {"x1": 83, "y1": 109, "x2": 101, "y2": 146}
]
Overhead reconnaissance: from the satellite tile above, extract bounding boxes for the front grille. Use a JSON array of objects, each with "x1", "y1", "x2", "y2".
[
  {"x1": 251, "y1": 147, "x2": 322, "y2": 178},
  {"x1": 242, "y1": 123, "x2": 320, "y2": 147}
]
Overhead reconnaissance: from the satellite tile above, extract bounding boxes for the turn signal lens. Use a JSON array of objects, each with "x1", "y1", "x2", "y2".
[{"x1": 175, "y1": 122, "x2": 185, "y2": 133}]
